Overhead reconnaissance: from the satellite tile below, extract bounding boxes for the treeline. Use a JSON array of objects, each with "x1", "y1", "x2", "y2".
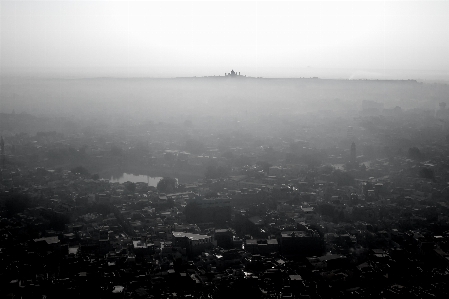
[{"x1": 2, "y1": 193, "x2": 32, "y2": 217}]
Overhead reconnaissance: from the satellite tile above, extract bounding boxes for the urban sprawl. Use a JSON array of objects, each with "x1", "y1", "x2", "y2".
[{"x1": 2, "y1": 97, "x2": 449, "y2": 298}]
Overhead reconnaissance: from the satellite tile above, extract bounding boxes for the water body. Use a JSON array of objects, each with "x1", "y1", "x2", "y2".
[{"x1": 109, "y1": 173, "x2": 163, "y2": 187}]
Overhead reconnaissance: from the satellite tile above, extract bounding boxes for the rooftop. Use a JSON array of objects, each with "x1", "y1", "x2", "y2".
[
  {"x1": 172, "y1": 231, "x2": 210, "y2": 241},
  {"x1": 33, "y1": 236, "x2": 60, "y2": 245}
]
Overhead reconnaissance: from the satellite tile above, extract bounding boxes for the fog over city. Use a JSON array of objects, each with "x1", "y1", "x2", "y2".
[
  {"x1": 2, "y1": 1, "x2": 449, "y2": 299},
  {"x1": 2, "y1": 0, "x2": 449, "y2": 119}
]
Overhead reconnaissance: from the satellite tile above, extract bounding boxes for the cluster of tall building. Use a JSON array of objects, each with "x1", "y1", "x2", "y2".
[{"x1": 224, "y1": 69, "x2": 243, "y2": 77}]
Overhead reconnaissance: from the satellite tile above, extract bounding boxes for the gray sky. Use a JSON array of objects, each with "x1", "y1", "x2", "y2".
[{"x1": 1, "y1": 0, "x2": 448, "y2": 79}]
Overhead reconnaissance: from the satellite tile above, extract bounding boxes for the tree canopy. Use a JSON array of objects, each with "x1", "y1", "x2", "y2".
[
  {"x1": 157, "y1": 177, "x2": 177, "y2": 193},
  {"x1": 408, "y1": 147, "x2": 424, "y2": 160},
  {"x1": 71, "y1": 166, "x2": 89, "y2": 176},
  {"x1": 185, "y1": 139, "x2": 205, "y2": 155},
  {"x1": 205, "y1": 165, "x2": 229, "y2": 179},
  {"x1": 330, "y1": 169, "x2": 354, "y2": 186},
  {"x1": 4, "y1": 193, "x2": 31, "y2": 217},
  {"x1": 419, "y1": 167, "x2": 435, "y2": 180}
]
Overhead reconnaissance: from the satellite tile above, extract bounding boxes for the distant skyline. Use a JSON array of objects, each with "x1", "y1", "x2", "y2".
[{"x1": 1, "y1": 0, "x2": 449, "y2": 81}]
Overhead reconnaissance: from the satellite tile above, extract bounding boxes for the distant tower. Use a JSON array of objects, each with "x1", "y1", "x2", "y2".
[
  {"x1": 350, "y1": 142, "x2": 356, "y2": 164},
  {"x1": 437, "y1": 102, "x2": 448, "y2": 130},
  {"x1": 0, "y1": 136, "x2": 4, "y2": 168},
  {"x1": 347, "y1": 126, "x2": 354, "y2": 140}
]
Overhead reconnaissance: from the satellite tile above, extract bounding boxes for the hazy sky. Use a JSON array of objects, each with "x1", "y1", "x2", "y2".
[{"x1": 1, "y1": 0, "x2": 448, "y2": 78}]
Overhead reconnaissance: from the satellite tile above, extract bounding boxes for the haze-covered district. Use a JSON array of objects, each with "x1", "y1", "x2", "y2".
[{"x1": 2, "y1": 73, "x2": 449, "y2": 298}]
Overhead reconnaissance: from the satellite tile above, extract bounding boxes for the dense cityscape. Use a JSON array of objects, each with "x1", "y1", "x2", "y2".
[
  {"x1": 2, "y1": 0, "x2": 449, "y2": 297},
  {"x1": 2, "y1": 83, "x2": 449, "y2": 298}
]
